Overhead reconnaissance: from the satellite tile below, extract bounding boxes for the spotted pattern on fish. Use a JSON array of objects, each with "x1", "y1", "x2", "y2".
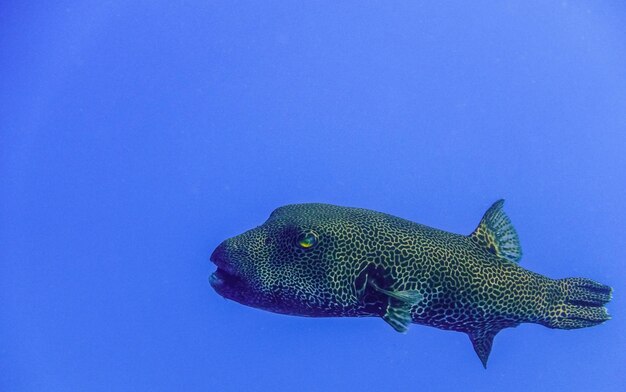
[{"x1": 210, "y1": 200, "x2": 612, "y2": 368}]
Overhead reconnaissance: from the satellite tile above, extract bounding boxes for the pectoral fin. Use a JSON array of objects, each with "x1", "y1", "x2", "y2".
[
  {"x1": 371, "y1": 282, "x2": 423, "y2": 333},
  {"x1": 382, "y1": 302, "x2": 414, "y2": 333}
]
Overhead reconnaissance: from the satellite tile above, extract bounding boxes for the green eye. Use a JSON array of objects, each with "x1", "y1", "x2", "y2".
[{"x1": 297, "y1": 232, "x2": 318, "y2": 249}]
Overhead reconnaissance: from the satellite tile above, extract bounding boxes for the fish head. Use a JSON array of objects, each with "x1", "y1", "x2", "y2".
[{"x1": 209, "y1": 203, "x2": 377, "y2": 316}]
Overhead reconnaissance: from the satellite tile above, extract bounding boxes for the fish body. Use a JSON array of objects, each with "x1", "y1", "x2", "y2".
[{"x1": 210, "y1": 200, "x2": 612, "y2": 367}]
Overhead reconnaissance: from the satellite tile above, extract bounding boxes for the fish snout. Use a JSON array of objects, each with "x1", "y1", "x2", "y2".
[
  {"x1": 210, "y1": 241, "x2": 229, "y2": 268},
  {"x1": 210, "y1": 241, "x2": 234, "y2": 287},
  {"x1": 209, "y1": 240, "x2": 246, "y2": 292}
]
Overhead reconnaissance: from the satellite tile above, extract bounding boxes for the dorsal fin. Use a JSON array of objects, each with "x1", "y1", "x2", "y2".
[
  {"x1": 469, "y1": 199, "x2": 522, "y2": 263},
  {"x1": 468, "y1": 329, "x2": 499, "y2": 369}
]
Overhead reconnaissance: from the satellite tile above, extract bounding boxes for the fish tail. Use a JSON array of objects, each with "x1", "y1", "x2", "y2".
[{"x1": 541, "y1": 277, "x2": 612, "y2": 329}]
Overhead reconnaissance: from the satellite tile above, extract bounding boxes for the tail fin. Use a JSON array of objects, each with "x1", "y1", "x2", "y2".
[{"x1": 542, "y1": 278, "x2": 612, "y2": 329}]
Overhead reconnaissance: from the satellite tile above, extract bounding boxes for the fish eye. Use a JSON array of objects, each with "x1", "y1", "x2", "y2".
[{"x1": 297, "y1": 231, "x2": 318, "y2": 249}]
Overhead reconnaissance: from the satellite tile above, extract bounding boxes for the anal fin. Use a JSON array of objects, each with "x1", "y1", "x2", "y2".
[{"x1": 468, "y1": 329, "x2": 499, "y2": 369}]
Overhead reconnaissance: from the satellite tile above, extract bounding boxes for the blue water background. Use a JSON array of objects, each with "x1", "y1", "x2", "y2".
[{"x1": 2, "y1": 2, "x2": 625, "y2": 391}]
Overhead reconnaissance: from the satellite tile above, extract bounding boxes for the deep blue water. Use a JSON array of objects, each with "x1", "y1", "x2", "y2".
[{"x1": 2, "y1": 2, "x2": 626, "y2": 391}]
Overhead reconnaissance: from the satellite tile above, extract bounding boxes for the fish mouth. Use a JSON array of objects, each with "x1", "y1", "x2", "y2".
[
  {"x1": 209, "y1": 243, "x2": 244, "y2": 291},
  {"x1": 209, "y1": 267, "x2": 241, "y2": 288}
]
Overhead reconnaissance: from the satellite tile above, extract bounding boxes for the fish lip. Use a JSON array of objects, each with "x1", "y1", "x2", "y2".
[
  {"x1": 209, "y1": 269, "x2": 224, "y2": 287},
  {"x1": 209, "y1": 267, "x2": 245, "y2": 296},
  {"x1": 209, "y1": 243, "x2": 246, "y2": 294}
]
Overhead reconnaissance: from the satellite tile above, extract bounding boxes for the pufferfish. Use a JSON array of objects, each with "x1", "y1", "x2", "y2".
[{"x1": 209, "y1": 200, "x2": 612, "y2": 368}]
